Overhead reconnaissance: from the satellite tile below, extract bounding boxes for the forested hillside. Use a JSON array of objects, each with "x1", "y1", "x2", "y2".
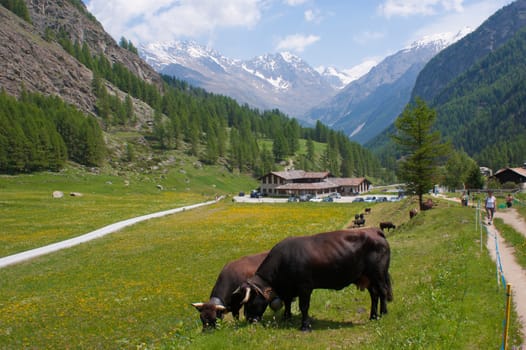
[
  {"x1": 368, "y1": 0, "x2": 526, "y2": 172},
  {"x1": 432, "y1": 27, "x2": 526, "y2": 170},
  {"x1": 0, "y1": 0, "x2": 386, "y2": 181},
  {"x1": 411, "y1": 0, "x2": 526, "y2": 103}
]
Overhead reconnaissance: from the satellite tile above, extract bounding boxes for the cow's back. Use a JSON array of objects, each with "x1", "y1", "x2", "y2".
[{"x1": 255, "y1": 228, "x2": 390, "y2": 298}]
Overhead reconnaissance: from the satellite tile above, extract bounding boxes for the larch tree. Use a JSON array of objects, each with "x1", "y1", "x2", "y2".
[{"x1": 392, "y1": 98, "x2": 450, "y2": 210}]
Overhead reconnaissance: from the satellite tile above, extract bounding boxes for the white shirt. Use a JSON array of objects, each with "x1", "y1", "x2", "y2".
[{"x1": 486, "y1": 196, "x2": 496, "y2": 209}]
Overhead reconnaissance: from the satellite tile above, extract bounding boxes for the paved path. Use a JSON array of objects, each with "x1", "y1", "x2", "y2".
[
  {"x1": 486, "y1": 208, "x2": 526, "y2": 344},
  {"x1": 0, "y1": 199, "x2": 220, "y2": 269}
]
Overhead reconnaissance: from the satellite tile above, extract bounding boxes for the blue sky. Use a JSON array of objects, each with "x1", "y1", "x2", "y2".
[{"x1": 83, "y1": 0, "x2": 514, "y2": 71}]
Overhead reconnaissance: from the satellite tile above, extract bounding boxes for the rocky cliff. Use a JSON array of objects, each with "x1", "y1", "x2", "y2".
[{"x1": 0, "y1": 0, "x2": 162, "y2": 116}]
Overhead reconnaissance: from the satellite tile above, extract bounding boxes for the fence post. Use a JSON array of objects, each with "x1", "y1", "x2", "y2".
[{"x1": 503, "y1": 283, "x2": 512, "y2": 350}]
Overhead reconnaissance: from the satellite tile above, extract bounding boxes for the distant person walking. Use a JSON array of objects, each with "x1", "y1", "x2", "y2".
[
  {"x1": 460, "y1": 191, "x2": 469, "y2": 207},
  {"x1": 485, "y1": 191, "x2": 497, "y2": 225},
  {"x1": 506, "y1": 193, "x2": 514, "y2": 208}
]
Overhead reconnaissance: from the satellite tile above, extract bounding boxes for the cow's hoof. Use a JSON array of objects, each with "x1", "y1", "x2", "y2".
[{"x1": 300, "y1": 324, "x2": 312, "y2": 332}]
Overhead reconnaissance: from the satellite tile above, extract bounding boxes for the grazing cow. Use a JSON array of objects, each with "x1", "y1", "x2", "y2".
[
  {"x1": 409, "y1": 208, "x2": 418, "y2": 219},
  {"x1": 192, "y1": 251, "x2": 268, "y2": 330},
  {"x1": 238, "y1": 228, "x2": 393, "y2": 331},
  {"x1": 364, "y1": 208, "x2": 372, "y2": 214},
  {"x1": 421, "y1": 199, "x2": 436, "y2": 211},
  {"x1": 379, "y1": 221, "x2": 396, "y2": 232},
  {"x1": 350, "y1": 218, "x2": 365, "y2": 228}
]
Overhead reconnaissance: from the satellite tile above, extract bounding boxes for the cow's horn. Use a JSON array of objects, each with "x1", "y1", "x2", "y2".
[
  {"x1": 191, "y1": 302, "x2": 205, "y2": 310},
  {"x1": 240, "y1": 287, "x2": 251, "y2": 304}
]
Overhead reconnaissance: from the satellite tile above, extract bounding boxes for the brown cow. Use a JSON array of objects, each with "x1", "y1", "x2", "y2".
[
  {"x1": 238, "y1": 228, "x2": 393, "y2": 331},
  {"x1": 379, "y1": 221, "x2": 396, "y2": 232},
  {"x1": 192, "y1": 252, "x2": 269, "y2": 330},
  {"x1": 421, "y1": 198, "x2": 436, "y2": 211}
]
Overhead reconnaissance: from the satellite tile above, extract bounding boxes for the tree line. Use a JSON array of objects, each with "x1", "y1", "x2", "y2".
[{"x1": 0, "y1": 90, "x2": 105, "y2": 173}]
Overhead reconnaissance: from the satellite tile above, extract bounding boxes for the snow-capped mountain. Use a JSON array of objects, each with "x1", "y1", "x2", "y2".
[
  {"x1": 316, "y1": 60, "x2": 378, "y2": 88},
  {"x1": 139, "y1": 41, "x2": 354, "y2": 117},
  {"x1": 303, "y1": 28, "x2": 473, "y2": 144}
]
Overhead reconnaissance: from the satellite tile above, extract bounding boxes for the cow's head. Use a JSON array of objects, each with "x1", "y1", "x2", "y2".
[
  {"x1": 236, "y1": 280, "x2": 280, "y2": 323},
  {"x1": 191, "y1": 302, "x2": 226, "y2": 330}
]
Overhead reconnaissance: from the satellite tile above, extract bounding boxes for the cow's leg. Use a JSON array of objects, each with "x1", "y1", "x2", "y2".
[
  {"x1": 283, "y1": 299, "x2": 293, "y2": 320},
  {"x1": 368, "y1": 287, "x2": 379, "y2": 320},
  {"x1": 298, "y1": 291, "x2": 312, "y2": 331},
  {"x1": 380, "y1": 293, "x2": 388, "y2": 315}
]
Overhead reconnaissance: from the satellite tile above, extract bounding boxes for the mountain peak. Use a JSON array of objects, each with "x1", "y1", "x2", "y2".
[{"x1": 406, "y1": 27, "x2": 473, "y2": 51}]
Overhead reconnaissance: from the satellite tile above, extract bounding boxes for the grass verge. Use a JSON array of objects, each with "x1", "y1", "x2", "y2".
[{"x1": 494, "y1": 218, "x2": 526, "y2": 269}]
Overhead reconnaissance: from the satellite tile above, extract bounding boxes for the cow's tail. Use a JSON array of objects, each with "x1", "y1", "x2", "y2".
[{"x1": 385, "y1": 273, "x2": 393, "y2": 302}]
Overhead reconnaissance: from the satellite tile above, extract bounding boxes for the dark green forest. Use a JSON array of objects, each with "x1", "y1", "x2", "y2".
[
  {"x1": 431, "y1": 27, "x2": 526, "y2": 170},
  {"x1": 0, "y1": 90, "x2": 105, "y2": 173},
  {"x1": 0, "y1": 0, "x2": 30, "y2": 22}
]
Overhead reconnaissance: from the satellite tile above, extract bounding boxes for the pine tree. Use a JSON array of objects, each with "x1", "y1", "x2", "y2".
[{"x1": 392, "y1": 98, "x2": 450, "y2": 209}]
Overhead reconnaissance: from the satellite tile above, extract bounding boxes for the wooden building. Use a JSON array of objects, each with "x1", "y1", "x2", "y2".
[
  {"x1": 492, "y1": 166, "x2": 526, "y2": 190},
  {"x1": 259, "y1": 170, "x2": 371, "y2": 197}
]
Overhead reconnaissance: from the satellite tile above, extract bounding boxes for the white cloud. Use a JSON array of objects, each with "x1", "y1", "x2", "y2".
[
  {"x1": 86, "y1": 0, "x2": 262, "y2": 43},
  {"x1": 378, "y1": 0, "x2": 464, "y2": 18},
  {"x1": 275, "y1": 34, "x2": 320, "y2": 52},
  {"x1": 304, "y1": 9, "x2": 323, "y2": 23}
]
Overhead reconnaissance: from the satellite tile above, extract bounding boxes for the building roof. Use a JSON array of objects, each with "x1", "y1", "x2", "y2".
[
  {"x1": 268, "y1": 170, "x2": 330, "y2": 180},
  {"x1": 494, "y1": 167, "x2": 526, "y2": 178}
]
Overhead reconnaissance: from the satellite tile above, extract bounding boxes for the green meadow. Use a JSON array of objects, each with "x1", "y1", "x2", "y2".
[
  {"x1": 0, "y1": 165, "x2": 257, "y2": 256},
  {"x1": 0, "y1": 172, "x2": 523, "y2": 349}
]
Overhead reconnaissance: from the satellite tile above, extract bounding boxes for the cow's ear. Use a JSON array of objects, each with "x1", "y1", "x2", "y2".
[{"x1": 191, "y1": 302, "x2": 205, "y2": 311}]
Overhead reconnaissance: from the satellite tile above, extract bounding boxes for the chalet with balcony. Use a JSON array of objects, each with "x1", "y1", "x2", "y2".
[{"x1": 259, "y1": 170, "x2": 371, "y2": 197}]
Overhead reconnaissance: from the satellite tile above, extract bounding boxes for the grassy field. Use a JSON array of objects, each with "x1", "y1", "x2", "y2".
[
  {"x1": 0, "y1": 165, "x2": 257, "y2": 256},
  {"x1": 0, "y1": 177, "x2": 523, "y2": 349}
]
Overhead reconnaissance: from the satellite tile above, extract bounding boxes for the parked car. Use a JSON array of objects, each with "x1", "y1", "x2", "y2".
[
  {"x1": 328, "y1": 192, "x2": 341, "y2": 199},
  {"x1": 375, "y1": 196, "x2": 388, "y2": 202},
  {"x1": 238, "y1": 191, "x2": 245, "y2": 197},
  {"x1": 352, "y1": 197, "x2": 365, "y2": 202},
  {"x1": 299, "y1": 194, "x2": 315, "y2": 202},
  {"x1": 309, "y1": 197, "x2": 323, "y2": 202},
  {"x1": 288, "y1": 196, "x2": 299, "y2": 202},
  {"x1": 250, "y1": 190, "x2": 262, "y2": 198},
  {"x1": 364, "y1": 196, "x2": 377, "y2": 203},
  {"x1": 322, "y1": 197, "x2": 334, "y2": 202}
]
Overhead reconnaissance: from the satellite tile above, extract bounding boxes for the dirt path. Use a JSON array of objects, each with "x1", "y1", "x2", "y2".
[{"x1": 486, "y1": 208, "x2": 526, "y2": 343}]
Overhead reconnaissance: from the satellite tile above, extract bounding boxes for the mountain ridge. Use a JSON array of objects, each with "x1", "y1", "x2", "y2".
[
  {"x1": 302, "y1": 28, "x2": 471, "y2": 143},
  {"x1": 139, "y1": 40, "x2": 349, "y2": 118}
]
